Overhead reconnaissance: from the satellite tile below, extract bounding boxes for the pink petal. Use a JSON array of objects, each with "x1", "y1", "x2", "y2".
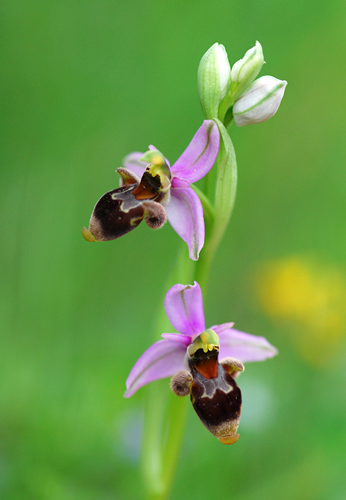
[
  {"x1": 124, "y1": 339, "x2": 187, "y2": 398},
  {"x1": 165, "y1": 187, "x2": 205, "y2": 261},
  {"x1": 161, "y1": 333, "x2": 192, "y2": 345},
  {"x1": 171, "y1": 177, "x2": 190, "y2": 189},
  {"x1": 211, "y1": 322, "x2": 235, "y2": 333},
  {"x1": 170, "y1": 120, "x2": 220, "y2": 183},
  {"x1": 218, "y1": 328, "x2": 278, "y2": 362},
  {"x1": 164, "y1": 282, "x2": 205, "y2": 337}
]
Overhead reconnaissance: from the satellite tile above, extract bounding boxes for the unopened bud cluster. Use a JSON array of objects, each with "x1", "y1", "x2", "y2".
[{"x1": 198, "y1": 41, "x2": 287, "y2": 126}]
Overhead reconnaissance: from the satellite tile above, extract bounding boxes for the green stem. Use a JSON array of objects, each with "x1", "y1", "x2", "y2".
[
  {"x1": 142, "y1": 381, "x2": 168, "y2": 498},
  {"x1": 142, "y1": 389, "x2": 188, "y2": 500},
  {"x1": 224, "y1": 110, "x2": 234, "y2": 129},
  {"x1": 218, "y1": 87, "x2": 235, "y2": 124},
  {"x1": 161, "y1": 393, "x2": 188, "y2": 493},
  {"x1": 141, "y1": 245, "x2": 193, "y2": 500},
  {"x1": 141, "y1": 119, "x2": 237, "y2": 500},
  {"x1": 196, "y1": 120, "x2": 237, "y2": 292}
]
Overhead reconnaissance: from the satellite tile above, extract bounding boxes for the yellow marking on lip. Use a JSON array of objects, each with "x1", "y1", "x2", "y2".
[
  {"x1": 200, "y1": 331, "x2": 208, "y2": 343},
  {"x1": 218, "y1": 433, "x2": 239, "y2": 445},
  {"x1": 130, "y1": 215, "x2": 143, "y2": 226},
  {"x1": 188, "y1": 329, "x2": 220, "y2": 356},
  {"x1": 200, "y1": 331, "x2": 219, "y2": 352},
  {"x1": 82, "y1": 227, "x2": 96, "y2": 242}
]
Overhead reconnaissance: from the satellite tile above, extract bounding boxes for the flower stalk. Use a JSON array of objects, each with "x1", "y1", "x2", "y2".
[
  {"x1": 140, "y1": 248, "x2": 192, "y2": 500},
  {"x1": 83, "y1": 38, "x2": 286, "y2": 500},
  {"x1": 136, "y1": 40, "x2": 285, "y2": 498}
]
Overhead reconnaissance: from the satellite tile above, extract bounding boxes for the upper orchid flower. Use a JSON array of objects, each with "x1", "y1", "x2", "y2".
[
  {"x1": 125, "y1": 281, "x2": 278, "y2": 444},
  {"x1": 83, "y1": 120, "x2": 220, "y2": 260}
]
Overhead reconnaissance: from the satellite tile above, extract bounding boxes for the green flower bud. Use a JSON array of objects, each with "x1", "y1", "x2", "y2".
[
  {"x1": 233, "y1": 76, "x2": 287, "y2": 127},
  {"x1": 198, "y1": 43, "x2": 231, "y2": 119},
  {"x1": 230, "y1": 41, "x2": 264, "y2": 101}
]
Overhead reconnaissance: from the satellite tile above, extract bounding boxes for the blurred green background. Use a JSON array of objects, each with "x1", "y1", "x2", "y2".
[{"x1": 1, "y1": 0, "x2": 346, "y2": 498}]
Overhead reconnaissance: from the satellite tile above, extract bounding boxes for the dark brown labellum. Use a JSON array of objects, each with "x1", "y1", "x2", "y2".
[
  {"x1": 132, "y1": 171, "x2": 162, "y2": 200},
  {"x1": 85, "y1": 167, "x2": 169, "y2": 242},
  {"x1": 188, "y1": 348, "x2": 242, "y2": 445},
  {"x1": 89, "y1": 184, "x2": 145, "y2": 241}
]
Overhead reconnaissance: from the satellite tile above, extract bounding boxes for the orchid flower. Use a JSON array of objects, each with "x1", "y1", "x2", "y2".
[
  {"x1": 125, "y1": 281, "x2": 278, "y2": 444},
  {"x1": 83, "y1": 120, "x2": 220, "y2": 260}
]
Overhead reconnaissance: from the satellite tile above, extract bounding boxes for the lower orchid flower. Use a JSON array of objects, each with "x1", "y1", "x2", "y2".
[
  {"x1": 125, "y1": 281, "x2": 278, "y2": 444},
  {"x1": 83, "y1": 120, "x2": 220, "y2": 260}
]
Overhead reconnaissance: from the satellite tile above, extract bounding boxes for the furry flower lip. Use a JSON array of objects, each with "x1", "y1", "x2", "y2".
[
  {"x1": 125, "y1": 281, "x2": 278, "y2": 444},
  {"x1": 82, "y1": 153, "x2": 170, "y2": 243},
  {"x1": 83, "y1": 120, "x2": 220, "y2": 260}
]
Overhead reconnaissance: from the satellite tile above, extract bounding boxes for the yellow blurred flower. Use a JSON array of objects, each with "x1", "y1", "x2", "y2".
[{"x1": 256, "y1": 256, "x2": 346, "y2": 365}]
